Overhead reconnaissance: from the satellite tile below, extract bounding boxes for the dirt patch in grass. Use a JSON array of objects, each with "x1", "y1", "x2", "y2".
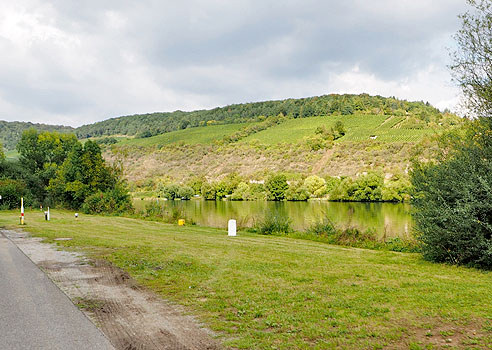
[
  {"x1": 392, "y1": 317, "x2": 491, "y2": 349},
  {"x1": 3, "y1": 229, "x2": 220, "y2": 350}
]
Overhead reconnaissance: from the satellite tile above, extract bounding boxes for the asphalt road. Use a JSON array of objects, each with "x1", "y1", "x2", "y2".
[{"x1": 0, "y1": 233, "x2": 114, "y2": 350}]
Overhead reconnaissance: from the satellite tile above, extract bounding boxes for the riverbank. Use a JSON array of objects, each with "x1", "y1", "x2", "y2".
[
  {"x1": 132, "y1": 198, "x2": 414, "y2": 239},
  {"x1": 0, "y1": 210, "x2": 490, "y2": 349}
]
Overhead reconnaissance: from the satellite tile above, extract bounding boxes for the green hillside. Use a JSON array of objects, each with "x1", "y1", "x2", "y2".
[
  {"x1": 109, "y1": 113, "x2": 457, "y2": 148},
  {"x1": 241, "y1": 114, "x2": 443, "y2": 144},
  {"x1": 75, "y1": 94, "x2": 448, "y2": 140},
  {"x1": 119, "y1": 123, "x2": 252, "y2": 147},
  {"x1": 0, "y1": 94, "x2": 459, "y2": 151}
]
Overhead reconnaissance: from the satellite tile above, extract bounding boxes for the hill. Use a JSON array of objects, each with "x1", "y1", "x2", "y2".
[
  {"x1": 106, "y1": 112, "x2": 461, "y2": 185},
  {"x1": 0, "y1": 121, "x2": 74, "y2": 151},
  {"x1": 75, "y1": 93, "x2": 448, "y2": 139},
  {"x1": 0, "y1": 94, "x2": 463, "y2": 185}
]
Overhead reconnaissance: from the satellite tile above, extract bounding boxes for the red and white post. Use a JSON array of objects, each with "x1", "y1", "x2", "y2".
[{"x1": 20, "y1": 197, "x2": 24, "y2": 225}]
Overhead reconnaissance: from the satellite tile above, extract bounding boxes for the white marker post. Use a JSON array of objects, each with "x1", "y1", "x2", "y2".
[
  {"x1": 47, "y1": 207, "x2": 50, "y2": 221},
  {"x1": 228, "y1": 219, "x2": 236, "y2": 237},
  {"x1": 20, "y1": 197, "x2": 24, "y2": 225}
]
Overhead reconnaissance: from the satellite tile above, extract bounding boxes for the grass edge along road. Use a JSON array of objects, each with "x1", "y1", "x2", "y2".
[{"x1": 1, "y1": 210, "x2": 490, "y2": 350}]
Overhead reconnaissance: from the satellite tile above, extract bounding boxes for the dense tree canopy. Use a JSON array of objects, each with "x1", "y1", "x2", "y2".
[
  {"x1": 47, "y1": 140, "x2": 120, "y2": 209},
  {"x1": 75, "y1": 94, "x2": 446, "y2": 139},
  {"x1": 1, "y1": 129, "x2": 132, "y2": 212}
]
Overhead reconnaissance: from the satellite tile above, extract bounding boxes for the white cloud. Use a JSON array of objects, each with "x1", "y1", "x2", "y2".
[{"x1": 0, "y1": 0, "x2": 469, "y2": 126}]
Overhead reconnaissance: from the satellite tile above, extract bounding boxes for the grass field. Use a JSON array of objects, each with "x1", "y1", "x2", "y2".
[
  {"x1": 241, "y1": 115, "x2": 438, "y2": 144},
  {"x1": 118, "y1": 123, "x2": 251, "y2": 147},
  {"x1": 111, "y1": 115, "x2": 440, "y2": 149},
  {"x1": 1, "y1": 210, "x2": 490, "y2": 349}
]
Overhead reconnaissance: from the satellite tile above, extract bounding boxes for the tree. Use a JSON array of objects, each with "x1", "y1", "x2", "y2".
[
  {"x1": 48, "y1": 140, "x2": 121, "y2": 209},
  {"x1": 334, "y1": 121, "x2": 346, "y2": 137},
  {"x1": 16, "y1": 129, "x2": 78, "y2": 173},
  {"x1": 410, "y1": 1, "x2": 492, "y2": 269},
  {"x1": 450, "y1": 0, "x2": 492, "y2": 117},
  {"x1": 411, "y1": 122, "x2": 492, "y2": 268},
  {"x1": 14, "y1": 130, "x2": 78, "y2": 204},
  {"x1": 303, "y1": 175, "x2": 327, "y2": 198},
  {"x1": 265, "y1": 174, "x2": 288, "y2": 201}
]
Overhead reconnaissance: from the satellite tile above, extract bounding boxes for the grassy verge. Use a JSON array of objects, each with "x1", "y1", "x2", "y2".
[{"x1": 1, "y1": 210, "x2": 491, "y2": 349}]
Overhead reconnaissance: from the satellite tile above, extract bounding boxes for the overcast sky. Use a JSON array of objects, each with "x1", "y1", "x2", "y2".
[{"x1": 0, "y1": 0, "x2": 468, "y2": 127}]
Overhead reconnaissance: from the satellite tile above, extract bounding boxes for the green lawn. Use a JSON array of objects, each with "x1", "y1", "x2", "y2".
[
  {"x1": 241, "y1": 115, "x2": 438, "y2": 144},
  {"x1": 1, "y1": 210, "x2": 490, "y2": 349},
  {"x1": 118, "y1": 123, "x2": 251, "y2": 147}
]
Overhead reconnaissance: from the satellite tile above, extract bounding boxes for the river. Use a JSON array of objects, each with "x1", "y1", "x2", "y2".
[{"x1": 134, "y1": 199, "x2": 414, "y2": 239}]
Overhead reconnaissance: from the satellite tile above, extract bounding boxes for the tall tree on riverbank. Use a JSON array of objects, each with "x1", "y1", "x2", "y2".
[{"x1": 411, "y1": 0, "x2": 492, "y2": 269}]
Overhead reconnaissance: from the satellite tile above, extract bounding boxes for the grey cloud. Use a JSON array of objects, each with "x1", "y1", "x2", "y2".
[{"x1": 0, "y1": 0, "x2": 469, "y2": 125}]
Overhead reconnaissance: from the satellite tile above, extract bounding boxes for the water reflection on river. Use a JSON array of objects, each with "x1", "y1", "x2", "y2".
[{"x1": 133, "y1": 199, "x2": 413, "y2": 239}]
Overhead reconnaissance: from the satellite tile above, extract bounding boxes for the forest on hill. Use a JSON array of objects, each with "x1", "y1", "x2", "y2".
[
  {"x1": 74, "y1": 94, "x2": 449, "y2": 139},
  {"x1": 0, "y1": 121, "x2": 74, "y2": 150},
  {"x1": 0, "y1": 94, "x2": 457, "y2": 151}
]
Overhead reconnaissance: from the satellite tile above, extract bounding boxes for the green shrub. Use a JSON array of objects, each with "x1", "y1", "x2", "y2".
[
  {"x1": 265, "y1": 174, "x2": 288, "y2": 201},
  {"x1": 187, "y1": 175, "x2": 205, "y2": 195},
  {"x1": 161, "y1": 184, "x2": 181, "y2": 200},
  {"x1": 257, "y1": 210, "x2": 291, "y2": 235},
  {"x1": 411, "y1": 120, "x2": 492, "y2": 269},
  {"x1": 303, "y1": 175, "x2": 327, "y2": 198},
  {"x1": 304, "y1": 135, "x2": 329, "y2": 151},
  {"x1": 0, "y1": 179, "x2": 32, "y2": 209},
  {"x1": 329, "y1": 173, "x2": 384, "y2": 202},
  {"x1": 178, "y1": 186, "x2": 194, "y2": 200},
  {"x1": 82, "y1": 185, "x2": 133, "y2": 214},
  {"x1": 201, "y1": 182, "x2": 216, "y2": 200},
  {"x1": 231, "y1": 182, "x2": 251, "y2": 200},
  {"x1": 306, "y1": 218, "x2": 337, "y2": 236},
  {"x1": 249, "y1": 183, "x2": 267, "y2": 201},
  {"x1": 285, "y1": 181, "x2": 309, "y2": 201}
]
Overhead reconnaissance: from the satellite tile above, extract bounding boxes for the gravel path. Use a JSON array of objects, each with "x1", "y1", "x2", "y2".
[{"x1": 0, "y1": 231, "x2": 115, "y2": 350}]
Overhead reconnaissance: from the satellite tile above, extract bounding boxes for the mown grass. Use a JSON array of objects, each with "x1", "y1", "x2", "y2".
[
  {"x1": 118, "y1": 123, "x2": 251, "y2": 147},
  {"x1": 1, "y1": 210, "x2": 491, "y2": 349},
  {"x1": 241, "y1": 115, "x2": 438, "y2": 144}
]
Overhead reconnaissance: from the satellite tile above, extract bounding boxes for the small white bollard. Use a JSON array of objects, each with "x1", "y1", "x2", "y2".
[
  {"x1": 228, "y1": 219, "x2": 237, "y2": 237},
  {"x1": 47, "y1": 207, "x2": 50, "y2": 221}
]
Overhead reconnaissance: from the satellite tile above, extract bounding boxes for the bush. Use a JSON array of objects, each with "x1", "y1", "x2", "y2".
[
  {"x1": 187, "y1": 175, "x2": 205, "y2": 195},
  {"x1": 411, "y1": 119, "x2": 492, "y2": 269},
  {"x1": 329, "y1": 173, "x2": 383, "y2": 201},
  {"x1": 178, "y1": 186, "x2": 194, "y2": 200},
  {"x1": 141, "y1": 201, "x2": 194, "y2": 224},
  {"x1": 161, "y1": 184, "x2": 181, "y2": 200},
  {"x1": 285, "y1": 181, "x2": 309, "y2": 201},
  {"x1": 160, "y1": 183, "x2": 194, "y2": 200},
  {"x1": 265, "y1": 174, "x2": 288, "y2": 201},
  {"x1": 303, "y1": 175, "x2": 327, "y2": 198},
  {"x1": 0, "y1": 179, "x2": 32, "y2": 209},
  {"x1": 231, "y1": 182, "x2": 251, "y2": 200},
  {"x1": 201, "y1": 182, "x2": 216, "y2": 200},
  {"x1": 306, "y1": 218, "x2": 337, "y2": 236},
  {"x1": 82, "y1": 185, "x2": 133, "y2": 214},
  {"x1": 257, "y1": 210, "x2": 291, "y2": 235}
]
